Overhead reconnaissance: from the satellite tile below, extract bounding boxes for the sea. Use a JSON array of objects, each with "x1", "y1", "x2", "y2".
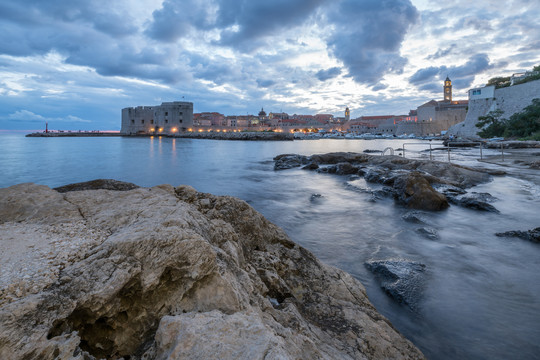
[{"x1": 1, "y1": 132, "x2": 539, "y2": 360}]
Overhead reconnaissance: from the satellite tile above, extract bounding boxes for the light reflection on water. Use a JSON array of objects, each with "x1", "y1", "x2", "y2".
[{"x1": 1, "y1": 134, "x2": 539, "y2": 359}]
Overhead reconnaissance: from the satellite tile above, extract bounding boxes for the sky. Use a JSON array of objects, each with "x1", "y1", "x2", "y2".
[{"x1": 0, "y1": 0, "x2": 539, "y2": 131}]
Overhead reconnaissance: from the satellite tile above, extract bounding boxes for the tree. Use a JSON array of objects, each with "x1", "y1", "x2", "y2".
[
  {"x1": 486, "y1": 76, "x2": 511, "y2": 89},
  {"x1": 503, "y1": 98, "x2": 540, "y2": 139},
  {"x1": 476, "y1": 109, "x2": 506, "y2": 138}
]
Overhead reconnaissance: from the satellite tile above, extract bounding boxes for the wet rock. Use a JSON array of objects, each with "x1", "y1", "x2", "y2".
[
  {"x1": 0, "y1": 183, "x2": 425, "y2": 360},
  {"x1": 496, "y1": 227, "x2": 540, "y2": 243},
  {"x1": 363, "y1": 149, "x2": 381, "y2": 153},
  {"x1": 335, "y1": 162, "x2": 359, "y2": 175},
  {"x1": 416, "y1": 227, "x2": 439, "y2": 240},
  {"x1": 310, "y1": 194, "x2": 323, "y2": 202},
  {"x1": 54, "y1": 179, "x2": 139, "y2": 193},
  {"x1": 365, "y1": 259, "x2": 426, "y2": 310},
  {"x1": 302, "y1": 163, "x2": 319, "y2": 170},
  {"x1": 273, "y1": 154, "x2": 309, "y2": 170},
  {"x1": 402, "y1": 211, "x2": 427, "y2": 224},
  {"x1": 392, "y1": 172, "x2": 449, "y2": 211},
  {"x1": 446, "y1": 192, "x2": 499, "y2": 213}
]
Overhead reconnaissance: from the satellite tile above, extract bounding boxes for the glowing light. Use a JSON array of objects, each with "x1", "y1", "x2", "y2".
[
  {"x1": 172, "y1": 127, "x2": 177, "y2": 133},
  {"x1": 159, "y1": 128, "x2": 163, "y2": 132},
  {"x1": 149, "y1": 128, "x2": 155, "y2": 132},
  {"x1": 188, "y1": 128, "x2": 193, "y2": 132}
]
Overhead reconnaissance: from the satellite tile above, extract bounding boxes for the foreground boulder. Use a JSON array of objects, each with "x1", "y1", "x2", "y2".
[
  {"x1": 392, "y1": 172, "x2": 449, "y2": 211},
  {"x1": 0, "y1": 182, "x2": 424, "y2": 360}
]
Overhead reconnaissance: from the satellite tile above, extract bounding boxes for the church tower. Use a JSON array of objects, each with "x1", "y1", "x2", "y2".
[
  {"x1": 345, "y1": 107, "x2": 350, "y2": 121},
  {"x1": 444, "y1": 76, "x2": 452, "y2": 102}
]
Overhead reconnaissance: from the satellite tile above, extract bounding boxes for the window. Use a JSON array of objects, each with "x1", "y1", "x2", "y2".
[
  {"x1": 165, "y1": 112, "x2": 168, "y2": 116},
  {"x1": 141, "y1": 119, "x2": 144, "y2": 124},
  {"x1": 165, "y1": 119, "x2": 168, "y2": 124},
  {"x1": 179, "y1": 119, "x2": 182, "y2": 123},
  {"x1": 131, "y1": 119, "x2": 134, "y2": 124},
  {"x1": 179, "y1": 112, "x2": 183, "y2": 115},
  {"x1": 150, "y1": 119, "x2": 154, "y2": 124},
  {"x1": 472, "y1": 89, "x2": 482, "y2": 95}
]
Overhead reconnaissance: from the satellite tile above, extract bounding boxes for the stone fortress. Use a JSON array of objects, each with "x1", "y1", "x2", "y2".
[
  {"x1": 448, "y1": 76, "x2": 540, "y2": 138},
  {"x1": 121, "y1": 101, "x2": 194, "y2": 135}
]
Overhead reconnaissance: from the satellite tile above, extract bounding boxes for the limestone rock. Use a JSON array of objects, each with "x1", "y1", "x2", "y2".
[
  {"x1": 273, "y1": 154, "x2": 309, "y2": 170},
  {"x1": 0, "y1": 183, "x2": 425, "y2": 360},
  {"x1": 392, "y1": 172, "x2": 449, "y2": 211}
]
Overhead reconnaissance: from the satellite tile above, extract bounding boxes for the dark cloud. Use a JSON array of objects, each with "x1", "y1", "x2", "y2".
[
  {"x1": 315, "y1": 67, "x2": 342, "y2": 81},
  {"x1": 371, "y1": 83, "x2": 388, "y2": 91},
  {"x1": 256, "y1": 79, "x2": 276, "y2": 88},
  {"x1": 426, "y1": 44, "x2": 457, "y2": 60},
  {"x1": 326, "y1": 0, "x2": 418, "y2": 85},
  {"x1": 410, "y1": 54, "x2": 493, "y2": 90},
  {"x1": 215, "y1": 0, "x2": 326, "y2": 49},
  {"x1": 409, "y1": 67, "x2": 440, "y2": 84}
]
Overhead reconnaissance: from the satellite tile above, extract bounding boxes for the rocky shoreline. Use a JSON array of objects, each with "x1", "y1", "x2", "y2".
[
  {"x1": 0, "y1": 181, "x2": 424, "y2": 359},
  {"x1": 274, "y1": 152, "x2": 505, "y2": 212}
]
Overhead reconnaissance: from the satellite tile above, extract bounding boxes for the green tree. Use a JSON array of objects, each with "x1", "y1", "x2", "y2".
[
  {"x1": 503, "y1": 98, "x2": 540, "y2": 139},
  {"x1": 476, "y1": 109, "x2": 506, "y2": 138},
  {"x1": 486, "y1": 76, "x2": 511, "y2": 88}
]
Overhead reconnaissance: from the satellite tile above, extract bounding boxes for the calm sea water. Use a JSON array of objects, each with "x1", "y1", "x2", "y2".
[{"x1": 1, "y1": 133, "x2": 539, "y2": 360}]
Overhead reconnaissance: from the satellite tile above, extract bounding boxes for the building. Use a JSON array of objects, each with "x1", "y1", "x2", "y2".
[
  {"x1": 448, "y1": 77, "x2": 540, "y2": 137},
  {"x1": 121, "y1": 101, "x2": 193, "y2": 135}
]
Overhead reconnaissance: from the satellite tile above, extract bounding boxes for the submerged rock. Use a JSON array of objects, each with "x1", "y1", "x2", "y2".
[
  {"x1": 0, "y1": 183, "x2": 424, "y2": 360},
  {"x1": 446, "y1": 192, "x2": 499, "y2": 213},
  {"x1": 496, "y1": 227, "x2": 540, "y2": 243},
  {"x1": 416, "y1": 227, "x2": 439, "y2": 240},
  {"x1": 402, "y1": 211, "x2": 427, "y2": 224},
  {"x1": 365, "y1": 259, "x2": 426, "y2": 310}
]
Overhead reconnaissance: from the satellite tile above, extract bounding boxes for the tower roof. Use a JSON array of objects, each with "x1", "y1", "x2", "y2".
[{"x1": 445, "y1": 75, "x2": 451, "y2": 81}]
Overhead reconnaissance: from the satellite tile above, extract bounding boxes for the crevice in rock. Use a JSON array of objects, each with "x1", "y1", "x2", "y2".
[{"x1": 46, "y1": 266, "x2": 193, "y2": 359}]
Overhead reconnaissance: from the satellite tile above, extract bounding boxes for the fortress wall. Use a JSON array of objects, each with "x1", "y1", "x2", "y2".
[{"x1": 448, "y1": 79, "x2": 540, "y2": 138}]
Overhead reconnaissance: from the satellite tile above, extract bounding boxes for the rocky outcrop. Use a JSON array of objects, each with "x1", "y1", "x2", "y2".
[
  {"x1": 364, "y1": 259, "x2": 426, "y2": 310},
  {"x1": 0, "y1": 182, "x2": 424, "y2": 360},
  {"x1": 445, "y1": 192, "x2": 499, "y2": 213},
  {"x1": 275, "y1": 152, "x2": 502, "y2": 212},
  {"x1": 496, "y1": 227, "x2": 540, "y2": 243}
]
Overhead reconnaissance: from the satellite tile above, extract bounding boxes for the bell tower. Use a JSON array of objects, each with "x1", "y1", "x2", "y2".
[
  {"x1": 444, "y1": 76, "x2": 452, "y2": 102},
  {"x1": 345, "y1": 107, "x2": 350, "y2": 121}
]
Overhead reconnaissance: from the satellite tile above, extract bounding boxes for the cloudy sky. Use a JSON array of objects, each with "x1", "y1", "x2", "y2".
[{"x1": 1, "y1": 0, "x2": 539, "y2": 130}]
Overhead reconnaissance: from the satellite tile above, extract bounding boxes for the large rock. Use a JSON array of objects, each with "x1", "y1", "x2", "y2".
[
  {"x1": 0, "y1": 183, "x2": 424, "y2": 360},
  {"x1": 392, "y1": 172, "x2": 449, "y2": 211}
]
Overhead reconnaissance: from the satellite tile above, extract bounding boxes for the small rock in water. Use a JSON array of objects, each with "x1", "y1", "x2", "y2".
[
  {"x1": 416, "y1": 227, "x2": 439, "y2": 240},
  {"x1": 402, "y1": 211, "x2": 427, "y2": 224},
  {"x1": 365, "y1": 259, "x2": 426, "y2": 310},
  {"x1": 310, "y1": 194, "x2": 323, "y2": 202},
  {"x1": 496, "y1": 227, "x2": 540, "y2": 243}
]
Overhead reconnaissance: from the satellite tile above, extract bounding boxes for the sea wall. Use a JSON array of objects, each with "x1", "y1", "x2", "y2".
[
  {"x1": 0, "y1": 181, "x2": 424, "y2": 359},
  {"x1": 178, "y1": 131, "x2": 294, "y2": 140},
  {"x1": 448, "y1": 79, "x2": 540, "y2": 138}
]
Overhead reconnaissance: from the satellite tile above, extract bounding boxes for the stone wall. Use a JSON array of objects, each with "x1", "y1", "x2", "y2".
[
  {"x1": 448, "y1": 79, "x2": 540, "y2": 138},
  {"x1": 121, "y1": 102, "x2": 193, "y2": 135}
]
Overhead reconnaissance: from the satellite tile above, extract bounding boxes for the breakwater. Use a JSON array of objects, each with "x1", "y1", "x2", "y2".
[
  {"x1": 26, "y1": 131, "x2": 121, "y2": 137},
  {"x1": 177, "y1": 131, "x2": 294, "y2": 141}
]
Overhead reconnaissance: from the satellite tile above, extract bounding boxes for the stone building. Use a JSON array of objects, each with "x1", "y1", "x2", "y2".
[
  {"x1": 448, "y1": 78, "x2": 540, "y2": 138},
  {"x1": 121, "y1": 101, "x2": 193, "y2": 135},
  {"x1": 394, "y1": 77, "x2": 468, "y2": 136}
]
